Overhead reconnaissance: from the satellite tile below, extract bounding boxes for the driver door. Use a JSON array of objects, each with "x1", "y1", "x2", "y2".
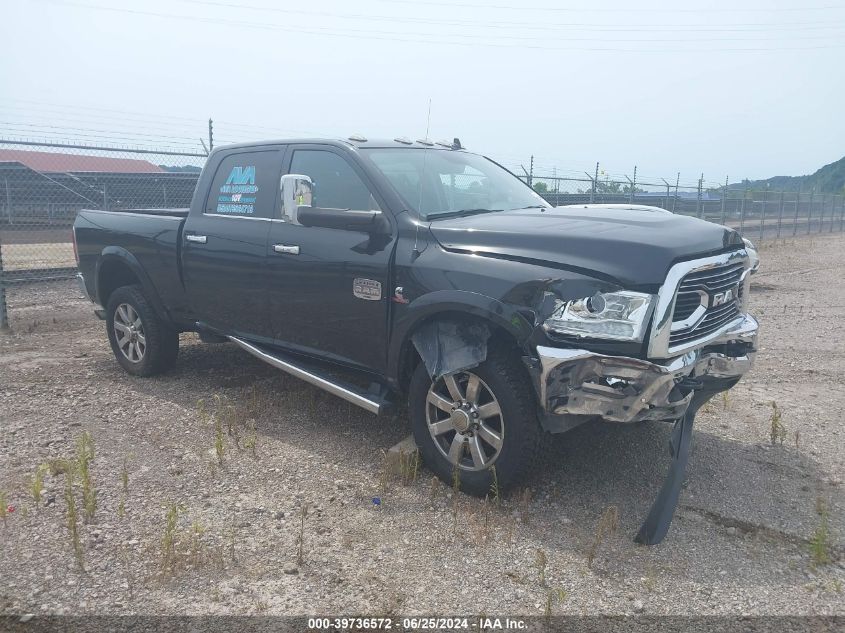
[{"x1": 264, "y1": 145, "x2": 394, "y2": 372}]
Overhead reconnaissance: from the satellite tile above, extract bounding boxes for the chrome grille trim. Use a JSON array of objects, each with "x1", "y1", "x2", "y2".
[
  {"x1": 668, "y1": 261, "x2": 746, "y2": 347},
  {"x1": 647, "y1": 249, "x2": 752, "y2": 359}
]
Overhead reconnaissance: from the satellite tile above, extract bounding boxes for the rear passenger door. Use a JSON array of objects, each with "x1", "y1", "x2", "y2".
[{"x1": 182, "y1": 148, "x2": 284, "y2": 341}]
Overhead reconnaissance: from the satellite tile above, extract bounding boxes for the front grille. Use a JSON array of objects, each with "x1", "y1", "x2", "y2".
[{"x1": 668, "y1": 262, "x2": 745, "y2": 348}]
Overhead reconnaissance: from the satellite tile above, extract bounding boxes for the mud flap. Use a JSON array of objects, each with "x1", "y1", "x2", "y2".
[{"x1": 634, "y1": 387, "x2": 715, "y2": 545}]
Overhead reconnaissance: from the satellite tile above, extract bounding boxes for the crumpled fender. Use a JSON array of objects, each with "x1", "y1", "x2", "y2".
[{"x1": 412, "y1": 320, "x2": 491, "y2": 381}]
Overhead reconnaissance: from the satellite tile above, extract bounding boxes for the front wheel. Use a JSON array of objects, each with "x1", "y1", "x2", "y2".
[
  {"x1": 106, "y1": 285, "x2": 179, "y2": 377},
  {"x1": 408, "y1": 343, "x2": 543, "y2": 496}
]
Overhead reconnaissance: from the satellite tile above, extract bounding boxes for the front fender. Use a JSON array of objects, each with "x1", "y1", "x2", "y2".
[{"x1": 387, "y1": 289, "x2": 534, "y2": 384}]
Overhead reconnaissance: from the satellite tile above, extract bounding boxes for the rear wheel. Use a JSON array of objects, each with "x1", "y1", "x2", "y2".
[
  {"x1": 106, "y1": 285, "x2": 178, "y2": 376},
  {"x1": 409, "y1": 343, "x2": 542, "y2": 496}
]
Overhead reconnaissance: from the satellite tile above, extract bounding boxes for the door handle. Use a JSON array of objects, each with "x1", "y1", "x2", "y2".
[
  {"x1": 273, "y1": 244, "x2": 300, "y2": 255},
  {"x1": 186, "y1": 235, "x2": 207, "y2": 244}
]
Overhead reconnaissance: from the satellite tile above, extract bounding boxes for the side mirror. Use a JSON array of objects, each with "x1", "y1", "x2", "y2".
[
  {"x1": 298, "y1": 207, "x2": 389, "y2": 234},
  {"x1": 280, "y1": 174, "x2": 314, "y2": 223}
]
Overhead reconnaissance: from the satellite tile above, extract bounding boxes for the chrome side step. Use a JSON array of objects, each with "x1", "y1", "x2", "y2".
[{"x1": 227, "y1": 336, "x2": 388, "y2": 415}]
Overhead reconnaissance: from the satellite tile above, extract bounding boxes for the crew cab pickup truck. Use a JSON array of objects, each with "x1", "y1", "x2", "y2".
[{"x1": 74, "y1": 137, "x2": 759, "y2": 543}]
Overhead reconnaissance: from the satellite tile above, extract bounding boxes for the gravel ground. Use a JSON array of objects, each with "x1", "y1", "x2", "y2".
[{"x1": 0, "y1": 234, "x2": 843, "y2": 618}]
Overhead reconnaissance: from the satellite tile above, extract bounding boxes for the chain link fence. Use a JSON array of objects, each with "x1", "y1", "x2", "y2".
[
  {"x1": 521, "y1": 172, "x2": 845, "y2": 240},
  {"x1": 1, "y1": 138, "x2": 843, "y2": 328}
]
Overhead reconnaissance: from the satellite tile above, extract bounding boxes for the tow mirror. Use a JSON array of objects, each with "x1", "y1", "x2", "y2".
[
  {"x1": 280, "y1": 174, "x2": 314, "y2": 223},
  {"x1": 298, "y1": 207, "x2": 389, "y2": 234}
]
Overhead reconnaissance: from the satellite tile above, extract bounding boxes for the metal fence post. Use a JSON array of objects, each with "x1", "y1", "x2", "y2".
[
  {"x1": 591, "y1": 162, "x2": 598, "y2": 203},
  {"x1": 696, "y1": 174, "x2": 703, "y2": 218},
  {"x1": 777, "y1": 190, "x2": 785, "y2": 238},
  {"x1": 830, "y1": 194, "x2": 836, "y2": 233},
  {"x1": 759, "y1": 189, "x2": 767, "y2": 241},
  {"x1": 720, "y1": 176, "x2": 727, "y2": 225},
  {"x1": 807, "y1": 190, "x2": 814, "y2": 234},
  {"x1": 628, "y1": 166, "x2": 637, "y2": 204},
  {"x1": 793, "y1": 188, "x2": 800, "y2": 236},
  {"x1": 4, "y1": 177, "x2": 11, "y2": 225},
  {"x1": 818, "y1": 193, "x2": 826, "y2": 233},
  {"x1": 839, "y1": 195, "x2": 845, "y2": 232},
  {"x1": 739, "y1": 187, "x2": 747, "y2": 236},
  {"x1": 672, "y1": 173, "x2": 679, "y2": 214},
  {"x1": 0, "y1": 238, "x2": 9, "y2": 332}
]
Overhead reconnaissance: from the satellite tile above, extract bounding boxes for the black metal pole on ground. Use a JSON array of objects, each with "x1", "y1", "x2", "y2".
[{"x1": 0, "y1": 238, "x2": 9, "y2": 332}]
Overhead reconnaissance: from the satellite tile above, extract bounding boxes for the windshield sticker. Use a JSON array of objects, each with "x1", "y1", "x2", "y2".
[{"x1": 217, "y1": 165, "x2": 259, "y2": 215}]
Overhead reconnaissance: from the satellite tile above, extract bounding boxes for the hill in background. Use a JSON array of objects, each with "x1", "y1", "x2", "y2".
[{"x1": 730, "y1": 155, "x2": 845, "y2": 193}]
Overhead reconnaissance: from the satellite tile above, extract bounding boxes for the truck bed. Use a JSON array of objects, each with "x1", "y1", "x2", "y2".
[{"x1": 74, "y1": 208, "x2": 192, "y2": 325}]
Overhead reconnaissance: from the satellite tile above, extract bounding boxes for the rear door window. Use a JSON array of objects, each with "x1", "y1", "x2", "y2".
[{"x1": 206, "y1": 150, "x2": 280, "y2": 218}]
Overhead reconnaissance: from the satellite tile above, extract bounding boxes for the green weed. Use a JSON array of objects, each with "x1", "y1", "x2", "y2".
[
  {"x1": 64, "y1": 468, "x2": 83, "y2": 568},
  {"x1": 809, "y1": 497, "x2": 832, "y2": 567},
  {"x1": 535, "y1": 548, "x2": 548, "y2": 586},
  {"x1": 76, "y1": 432, "x2": 96, "y2": 521},
  {"x1": 770, "y1": 401, "x2": 786, "y2": 445},
  {"x1": 30, "y1": 464, "x2": 48, "y2": 506},
  {"x1": 587, "y1": 505, "x2": 619, "y2": 569},
  {"x1": 160, "y1": 503, "x2": 181, "y2": 573}
]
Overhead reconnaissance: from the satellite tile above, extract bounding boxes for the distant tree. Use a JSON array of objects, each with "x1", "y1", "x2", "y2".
[{"x1": 533, "y1": 181, "x2": 549, "y2": 193}]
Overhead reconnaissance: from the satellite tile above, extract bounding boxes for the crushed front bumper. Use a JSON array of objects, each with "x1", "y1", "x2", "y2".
[{"x1": 534, "y1": 314, "x2": 758, "y2": 428}]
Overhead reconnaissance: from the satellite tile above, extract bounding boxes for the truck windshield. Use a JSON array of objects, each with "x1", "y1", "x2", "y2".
[{"x1": 361, "y1": 148, "x2": 550, "y2": 220}]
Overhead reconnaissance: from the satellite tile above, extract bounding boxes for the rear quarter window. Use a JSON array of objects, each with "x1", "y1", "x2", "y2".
[{"x1": 206, "y1": 150, "x2": 280, "y2": 218}]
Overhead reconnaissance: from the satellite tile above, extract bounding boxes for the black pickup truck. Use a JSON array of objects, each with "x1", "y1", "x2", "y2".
[{"x1": 74, "y1": 137, "x2": 760, "y2": 543}]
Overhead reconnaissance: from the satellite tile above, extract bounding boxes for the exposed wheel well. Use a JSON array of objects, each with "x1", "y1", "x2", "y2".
[
  {"x1": 97, "y1": 260, "x2": 140, "y2": 308},
  {"x1": 397, "y1": 311, "x2": 524, "y2": 395}
]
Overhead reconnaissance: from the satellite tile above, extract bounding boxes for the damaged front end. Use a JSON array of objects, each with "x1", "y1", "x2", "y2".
[
  {"x1": 526, "y1": 249, "x2": 759, "y2": 544},
  {"x1": 533, "y1": 314, "x2": 757, "y2": 432}
]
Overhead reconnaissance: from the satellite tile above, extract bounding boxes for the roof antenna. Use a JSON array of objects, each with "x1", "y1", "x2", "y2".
[{"x1": 412, "y1": 98, "x2": 432, "y2": 261}]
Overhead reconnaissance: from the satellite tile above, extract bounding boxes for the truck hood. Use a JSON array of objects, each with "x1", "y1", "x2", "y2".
[{"x1": 428, "y1": 205, "x2": 744, "y2": 287}]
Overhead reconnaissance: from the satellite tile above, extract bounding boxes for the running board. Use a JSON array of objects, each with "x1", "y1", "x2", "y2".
[{"x1": 227, "y1": 336, "x2": 390, "y2": 416}]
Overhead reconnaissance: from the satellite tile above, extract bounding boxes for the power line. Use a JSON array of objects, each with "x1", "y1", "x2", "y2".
[
  {"x1": 170, "y1": 0, "x2": 845, "y2": 32},
  {"x1": 0, "y1": 121, "x2": 204, "y2": 144},
  {"x1": 375, "y1": 0, "x2": 845, "y2": 13},
  {"x1": 40, "y1": 0, "x2": 845, "y2": 52}
]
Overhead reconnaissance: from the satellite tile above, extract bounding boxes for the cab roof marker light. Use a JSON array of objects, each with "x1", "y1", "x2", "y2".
[
  {"x1": 394, "y1": 137, "x2": 413, "y2": 145},
  {"x1": 435, "y1": 140, "x2": 453, "y2": 148},
  {"x1": 415, "y1": 138, "x2": 434, "y2": 146},
  {"x1": 348, "y1": 134, "x2": 368, "y2": 142}
]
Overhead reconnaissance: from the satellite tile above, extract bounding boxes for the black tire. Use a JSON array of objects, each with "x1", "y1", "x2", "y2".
[
  {"x1": 409, "y1": 342, "x2": 543, "y2": 496},
  {"x1": 106, "y1": 285, "x2": 179, "y2": 377}
]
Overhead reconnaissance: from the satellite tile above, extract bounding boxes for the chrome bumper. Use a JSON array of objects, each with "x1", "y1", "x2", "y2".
[{"x1": 536, "y1": 314, "x2": 758, "y2": 425}]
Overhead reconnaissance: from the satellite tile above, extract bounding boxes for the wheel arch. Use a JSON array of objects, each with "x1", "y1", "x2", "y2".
[
  {"x1": 389, "y1": 290, "x2": 535, "y2": 394},
  {"x1": 96, "y1": 247, "x2": 171, "y2": 323}
]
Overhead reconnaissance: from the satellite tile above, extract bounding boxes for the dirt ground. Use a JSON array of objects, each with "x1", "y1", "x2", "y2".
[{"x1": 0, "y1": 234, "x2": 843, "y2": 618}]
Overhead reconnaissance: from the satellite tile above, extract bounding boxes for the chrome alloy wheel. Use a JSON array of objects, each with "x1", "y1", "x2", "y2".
[
  {"x1": 425, "y1": 371, "x2": 504, "y2": 471},
  {"x1": 113, "y1": 303, "x2": 146, "y2": 363}
]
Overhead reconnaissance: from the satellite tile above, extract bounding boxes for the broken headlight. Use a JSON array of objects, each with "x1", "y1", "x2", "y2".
[{"x1": 543, "y1": 291, "x2": 654, "y2": 342}]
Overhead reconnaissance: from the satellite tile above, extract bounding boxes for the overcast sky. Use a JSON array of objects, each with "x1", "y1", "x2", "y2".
[{"x1": 2, "y1": 0, "x2": 843, "y2": 186}]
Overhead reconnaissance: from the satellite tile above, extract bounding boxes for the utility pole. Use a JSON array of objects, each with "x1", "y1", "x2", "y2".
[
  {"x1": 628, "y1": 165, "x2": 637, "y2": 204},
  {"x1": 720, "y1": 176, "x2": 728, "y2": 225},
  {"x1": 528, "y1": 155, "x2": 534, "y2": 188},
  {"x1": 208, "y1": 118, "x2": 214, "y2": 152},
  {"x1": 593, "y1": 162, "x2": 599, "y2": 203}
]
